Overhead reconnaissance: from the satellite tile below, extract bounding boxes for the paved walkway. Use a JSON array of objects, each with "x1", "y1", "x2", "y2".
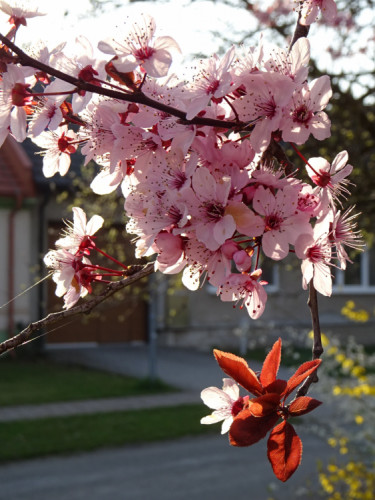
[
  {"x1": 0, "y1": 392, "x2": 199, "y2": 422},
  {"x1": 1, "y1": 344, "x2": 328, "y2": 422}
]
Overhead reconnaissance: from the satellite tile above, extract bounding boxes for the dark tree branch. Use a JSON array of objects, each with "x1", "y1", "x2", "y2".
[
  {"x1": 289, "y1": 14, "x2": 310, "y2": 51},
  {"x1": 295, "y1": 281, "x2": 324, "y2": 398},
  {"x1": 261, "y1": 137, "x2": 296, "y2": 175},
  {"x1": 0, "y1": 33, "x2": 250, "y2": 132},
  {"x1": 0, "y1": 262, "x2": 155, "y2": 355}
]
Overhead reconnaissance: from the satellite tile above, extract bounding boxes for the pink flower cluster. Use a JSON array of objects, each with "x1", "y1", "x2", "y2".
[{"x1": 0, "y1": 7, "x2": 361, "y2": 314}]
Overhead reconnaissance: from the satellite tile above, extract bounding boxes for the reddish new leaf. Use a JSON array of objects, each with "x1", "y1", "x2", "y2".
[
  {"x1": 213, "y1": 350, "x2": 263, "y2": 396},
  {"x1": 264, "y1": 378, "x2": 287, "y2": 395},
  {"x1": 260, "y1": 338, "x2": 282, "y2": 387},
  {"x1": 105, "y1": 59, "x2": 138, "y2": 90},
  {"x1": 267, "y1": 421, "x2": 302, "y2": 482},
  {"x1": 288, "y1": 396, "x2": 322, "y2": 416},
  {"x1": 283, "y1": 359, "x2": 322, "y2": 397},
  {"x1": 249, "y1": 393, "x2": 280, "y2": 417},
  {"x1": 229, "y1": 408, "x2": 279, "y2": 447}
]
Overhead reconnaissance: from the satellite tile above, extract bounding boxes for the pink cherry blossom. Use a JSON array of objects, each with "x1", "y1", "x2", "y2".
[
  {"x1": 264, "y1": 37, "x2": 310, "y2": 85},
  {"x1": 252, "y1": 185, "x2": 312, "y2": 260},
  {"x1": 31, "y1": 125, "x2": 77, "y2": 177},
  {"x1": 281, "y1": 75, "x2": 332, "y2": 144},
  {"x1": 296, "y1": 184, "x2": 323, "y2": 218},
  {"x1": 28, "y1": 96, "x2": 64, "y2": 137},
  {"x1": 55, "y1": 207, "x2": 104, "y2": 255},
  {"x1": 295, "y1": 229, "x2": 333, "y2": 296},
  {"x1": 184, "y1": 46, "x2": 235, "y2": 120},
  {"x1": 43, "y1": 249, "x2": 92, "y2": 309},
  {"x1": 232, "y1": 39, "x2": 263, "y2": 84},
  {"x1": 218, "y1": 270, "x2": 268, "y2": 319},
  {"x1": 234, "y1": 72, "x2": 296, "y2": 152},
  {"x1": 48, "y1": 36, "x2": 107, "y2": 113},
  {"x1": 305, "y1": 150, "x2": 353, "y2": 206},
  {"x1": 233, "y1": 250, "x2": 253, "y2": 272},
  {"x1": 0, "y1": 1, "x2": 45, "y2": 28},
  {"x1": 90, "y1": 160, "x2": 135, "y2": 196},
  {"x1": 299, "y1": 0, "x2": 338, "y2": 26},
  {"x1": 79, "y1": 99, "x2": 132, "y2": 169},
  {"x1": 187, "y1": 166, "x2": 236, "y2": 251},
  {"x1": 98, "y1": 14, "x2": 180, "y2": 78},
  {"x1": 201, "y1": 378, "x2": 248, "y2": 434},
  {"x1": 181, "y1": 238, "x2": 235, "y2": 290},
  {"x1": 153, "y1": 232, "x2": 186, "y2": 274},
  {"x1": 0, "y1": 64, "x2": 30, "y2": 146}
]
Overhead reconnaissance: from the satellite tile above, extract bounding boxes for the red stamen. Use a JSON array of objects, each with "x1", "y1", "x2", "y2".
[
  {"x1": 289, "y1": 142, "x2": 320, "y2": 176},
  {"x1": 94, "y1": 246, "x2": 129, "y2": 270}
]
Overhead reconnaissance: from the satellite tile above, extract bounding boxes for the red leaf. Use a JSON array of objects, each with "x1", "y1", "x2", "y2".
[
  {"x1": 105, "y1": 59, "x2": 138, "y2": 90},
  {"x1": 288, "y1": 397, "x2": 322, "y2": 416},
  {"x1": 267, "y1": 421, "x2": 302, "y2": 482},
  {"x1": 213, "y1": 350, "x2": 263, "y2": 396},
  {"x1": 250, "y1": 393, "x2": 280, "y2": 417},
  {"x1": 264, "y1": 379, "x2": 287, "y2": 395},
  {"x1": 260, "y1": 338, "x2": 282, "y2": 387},
  {"x1": 283, "y1": 359, "x2": 321, "y2": 397},
  {"x1": 229, "y1": 408, "x2": 279, "y2": 447}
]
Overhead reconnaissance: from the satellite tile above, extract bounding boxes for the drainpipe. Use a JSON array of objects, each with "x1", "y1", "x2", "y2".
[{"x1": 8, "y1": 190, "x2": 23, "y2": 340}]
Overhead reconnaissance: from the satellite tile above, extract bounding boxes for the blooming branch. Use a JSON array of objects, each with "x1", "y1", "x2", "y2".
[{"x1": 0, "y1": 262, "x2": 154, "y2": 355}]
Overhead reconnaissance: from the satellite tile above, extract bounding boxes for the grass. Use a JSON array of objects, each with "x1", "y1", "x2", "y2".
[
  {"x1": 0, "y1": 357, "x2": 175, "y2": 407},
  {"x1": 0, "y1": 404, "x2": 215, "y2": 463}
]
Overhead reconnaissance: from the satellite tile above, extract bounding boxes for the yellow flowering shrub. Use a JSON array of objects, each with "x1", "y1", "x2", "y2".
[{"x1": 315, "y1": 331, "x2": 375, "y2": 499}]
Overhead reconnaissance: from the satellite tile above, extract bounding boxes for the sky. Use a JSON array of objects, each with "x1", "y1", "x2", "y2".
[
  {"x1": 1, "y1": 0, "x2": 256, "y2": 61},
  {"x1": 0, "y1": 0, "x2": 371, "y2": 98}
]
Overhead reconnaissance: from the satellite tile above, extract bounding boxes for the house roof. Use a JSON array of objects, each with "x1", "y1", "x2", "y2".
[{"x1": 0, "y1": 136, "x2": 36, "y2": 198}]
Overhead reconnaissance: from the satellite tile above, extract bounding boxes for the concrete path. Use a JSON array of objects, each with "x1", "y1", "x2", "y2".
[
  {"x1": 0, "y1": 431, "x2": 332, "y2": 500},
  {"x1": 0, "y1": 392, "x2": 198, "y2": 422},
  {"x1": 1, "y1": 344, "x2": 327, "y2": 422}
]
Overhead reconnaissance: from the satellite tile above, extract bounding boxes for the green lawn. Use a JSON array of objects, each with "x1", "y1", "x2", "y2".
[
  {"x1": 0, "y1": 357, "x2": 175, "y2": 406},
  {"x1": 0, "y1": 404, "x2": 215, "y2": 462}
]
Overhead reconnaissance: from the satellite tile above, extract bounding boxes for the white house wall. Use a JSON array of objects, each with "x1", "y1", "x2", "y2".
[{"x1": 0, "y1": 208, "x2": 35, "y2": 339}]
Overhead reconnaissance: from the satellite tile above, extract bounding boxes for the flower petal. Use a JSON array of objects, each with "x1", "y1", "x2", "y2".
[{"x1": 200, "y1": 386, "x2": 232, "y2": 410}]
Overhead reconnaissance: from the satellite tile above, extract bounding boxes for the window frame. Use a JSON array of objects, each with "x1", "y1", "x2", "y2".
[{"x1": 333, "y1": 249, "x2": 375, "y2": 294}]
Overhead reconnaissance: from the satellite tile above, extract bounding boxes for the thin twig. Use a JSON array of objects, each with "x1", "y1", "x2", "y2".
[
  {"x1": 295, "y1": 281, "x2": 324, "y2": 397},
  {"x1": 0, "y1": 262, "x2": 155, "y2": 355},
  {"x1": 289, "y1": 13, "x2": 310, "y2": 52}
]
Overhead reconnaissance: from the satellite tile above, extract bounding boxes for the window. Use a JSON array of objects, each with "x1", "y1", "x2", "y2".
[
  {"x1": 260, "y1": 259, "x2": 279, "y2": 293},
  {"x1": 334, "y1": 248, "x2": 375, "y2": 293}
]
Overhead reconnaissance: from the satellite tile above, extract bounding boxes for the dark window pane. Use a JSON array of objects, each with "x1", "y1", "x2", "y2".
[
  {"x1": 369, "y1": 248, "x2": 375, "y2": 286},
  {"x1": 261, "y1": 258, "x2": 275, "y2": 285},
  {"x1": 344, "y1": 251, "x2": 361, "y2": 285}
]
